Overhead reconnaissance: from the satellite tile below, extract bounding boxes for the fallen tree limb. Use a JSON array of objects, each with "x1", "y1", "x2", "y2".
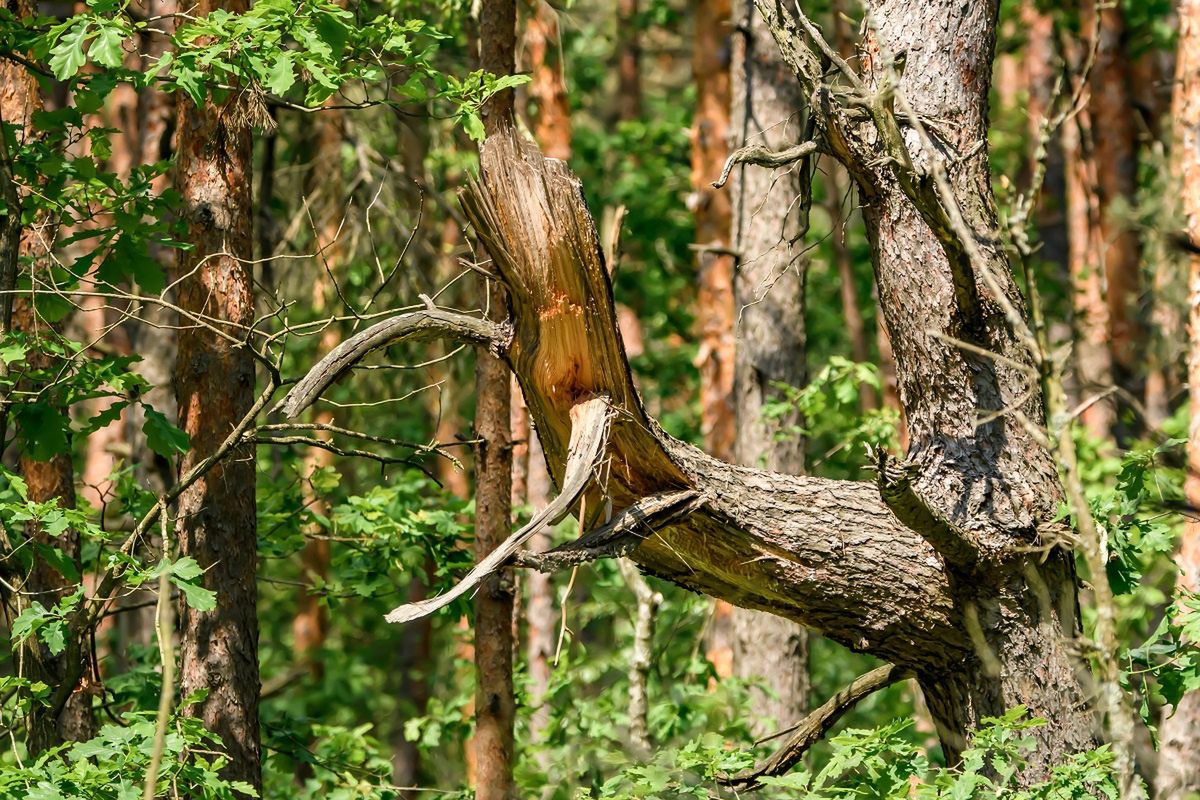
[
  {"x1": 385, "y1": 396, "x2": 613, "y2": 623},
  {"x1": 721, "y1": 663, "x2": 912, "y2": 791},
  {"x1": 277, "y1": 309, "x2": 509, "y2": 418}
]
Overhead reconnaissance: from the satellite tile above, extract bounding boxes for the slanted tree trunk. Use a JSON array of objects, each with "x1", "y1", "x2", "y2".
[
  {"x1": 474, "y1": 2, "x2": 518, "y2": 797},
  {"x1": 288, "y1": 0, "x2": 1106, "y2": 783},
  {"x1": 727, "y1": 0, "x2": 809, "y2": 730},
  {"x1": 174, "y1": 0, "x2": 260, "y2": 786},
  {"x1": 1156, "y1": 3, "x2": 1200, "y2": 794}
]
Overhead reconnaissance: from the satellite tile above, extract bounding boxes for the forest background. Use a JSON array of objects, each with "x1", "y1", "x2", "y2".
[{"x1": 1, "y1": 0, "x2": 1199, "y2": 798}]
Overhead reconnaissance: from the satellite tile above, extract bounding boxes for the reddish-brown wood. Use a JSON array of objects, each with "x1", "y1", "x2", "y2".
[
  {"x1": 1157, "y1": 4, "x2": 1200, "y2": 795},
  {"x1": 173, "y1": 0, "x2": 260, "y2": 786}
]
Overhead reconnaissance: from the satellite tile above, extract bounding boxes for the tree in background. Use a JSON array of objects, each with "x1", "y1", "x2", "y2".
[{"x1": 726, "y1": 0, "x2": 809, "y2": 730}]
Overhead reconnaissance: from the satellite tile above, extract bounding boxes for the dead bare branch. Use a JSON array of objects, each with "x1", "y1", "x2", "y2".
[
  {"x1": 385, "y1": 396, "x2": 613, "y2": 624},
  {"x1": 721, "y1": 664, "x2": 912, "y2": 791},
  {"x1": 276, "y1": 308, "x2": 510, "y2": 418}
]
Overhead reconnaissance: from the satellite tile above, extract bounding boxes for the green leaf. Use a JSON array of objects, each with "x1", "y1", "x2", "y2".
[
  {"x1": 142, "y1": 407, "x2": 189, "y2": 457},
  {"x1": 174, "y1": 578, "x2": 217, "y2": 612},
  {"x1": 11, "y1": 602, "x2": 49, "y2": 647},
  {"x1": 49, "y1": 22, "x2": 91, "y2": 80},
  {"x1": 87, "y1": 23, "x2": 126, "y2": 69},
  {"x1": 0, "y1": 339, "x2": 27, "y2": 365},
  {"x1": 169, "y1": 556, "x2": 204, "y2": 582},
  {"x1": 265, "y1": 52, "x2": 296, "y2": 95},
  {"x1": 40, "y1": 620, "x2": 66, "y2": 655},
  {"x1": 16, "y1": 402, "x2": 71, "y2": 461}
]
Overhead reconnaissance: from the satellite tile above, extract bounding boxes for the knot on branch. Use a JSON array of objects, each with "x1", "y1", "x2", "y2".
[{"x1": 868, "y1": 445, "x2": 979, "y2": 567}]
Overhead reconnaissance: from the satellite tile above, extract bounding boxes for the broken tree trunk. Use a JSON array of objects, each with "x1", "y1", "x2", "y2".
[{"x1": 285, "y1": 1, "x2": 1107, "y2": 780}]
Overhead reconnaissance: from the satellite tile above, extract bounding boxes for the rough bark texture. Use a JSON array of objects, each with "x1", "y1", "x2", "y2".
[
  {"x1": 475, "y1": 2, "x2": 517, "y2": 797},
  {"x1": 728, "y1": 0, "x2": 809, "y2": 731},
  {"x1": 174, "y1": 0, "x2": 260, "y2": 785},
  {"x1": 16, "y1": 301, "x2": 96, "y2": 752},
  {"x1": 2, "y1": 5, "x2": 96, "y2": 751},
  {"x1": 1157, "y1": 3, "x2": 1200, "y2": 794}
]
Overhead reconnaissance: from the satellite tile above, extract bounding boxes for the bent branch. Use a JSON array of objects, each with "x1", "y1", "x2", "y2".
[
  {"x1": 277, "y1": 309, "x2": 509, "y2": 418},
  {"x1": 385, "y1": 395, "x2": 613, "y2": 624}
]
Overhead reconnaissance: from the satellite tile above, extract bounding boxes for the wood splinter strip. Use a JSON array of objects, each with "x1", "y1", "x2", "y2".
[{"x1": 385, "y1": 395, "x2": 613, "y2": 624}]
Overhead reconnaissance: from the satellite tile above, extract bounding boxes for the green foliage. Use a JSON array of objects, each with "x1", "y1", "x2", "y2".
[{"x1": 0, "y1": 704, "x2": 258, "y2": 799}]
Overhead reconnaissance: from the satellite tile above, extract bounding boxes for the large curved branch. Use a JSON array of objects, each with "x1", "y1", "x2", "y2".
[
  {"x1": 276, "y1": 309, "x2": 510, "y2": 418},
  {"x1": 385, "y1": 396, "x2": 612, "y2": 624}
]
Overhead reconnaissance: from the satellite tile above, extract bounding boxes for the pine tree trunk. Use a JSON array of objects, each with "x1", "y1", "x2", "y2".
[
  {"x1": 2, "y1": 2, "x2": 96, "y2": 751},
  {"x1": 1156, "y1": 3, "x2": 1200, "y2": 794},
  {"x1": 616, "y1": 0, "x2": 642, "y2": 121},
  {"x1": 691, "y1": 0, "x2": 738, "y2": 679},
  {"x1": 1063, "y1": 84, "x2": 1116, "y2": 440},
  {"x1": 174, "y1": 0, "x2": 260, "y2": 785},
  {"x1": 1088, "y1": 1, "x2": 1140, "y2": 382},
  {"x1": 474, "y1": 2, "x2": 517, "y2": 797},
  {"x1": 727, "y1": 0, "x2": 808, "y2": 730}
]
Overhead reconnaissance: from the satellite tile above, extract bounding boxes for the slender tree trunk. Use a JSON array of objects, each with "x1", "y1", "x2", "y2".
[
  {"x1": 727, "y1": 0, "x2": 808, "y2": 731},
  {"x1": 1062, "y1": 50, "x2": 1116, "y2": 440},
  {"x1": 174, "y1": 0, "x2": 260, "y2": 786},
  {"x1": 1088, "y1": 1, "x2": 1140, "y2": 385},
  {"x1": 1156, "y1": 4, "x2": 1200, "y2": 794},
  {"x1": 691, "y1": 0, "x2": 737, "y2": 679},
  {"x1": 827, "y1": 0, "x2": 874, "y2": 412},
  {"x1": 2, "y1": 1, "x2": 96, "y2": 751},
  {"x1": 475, "y1": 3, "x2": 517, "y2": 797},
  {"x1": 293, "y1": 105, "x2": 347, "y2": 671},
  {"x1": 616, "y1": 0, "x2": 642, "y2": 121},
  {"x1": 691, "y1": 0, "x2": 735, "y2": 463},
  {"x1": 15, "y1": 304, "x2": 97, "y2": 753}
]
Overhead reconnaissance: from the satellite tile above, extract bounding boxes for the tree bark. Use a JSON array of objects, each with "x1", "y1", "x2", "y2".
[
  {"x1": 475, "y1": 2, "x2": 517, "y2": 797},
  {"x1": 1156, "y1": 3, "x2": 1200, "y2": 794},
  {"x1": 1062, "y1": 101, "x2": 1116, "y2": 441},
  {"x1": 174, "y1": 0, "x2": 260, "y2": 786},
  {"x1": 691, "y1": 0, "x2": 735, "y2": 462},
  {"x1": 727, "y1": 0, "x2": 809, "y2": 731}
]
